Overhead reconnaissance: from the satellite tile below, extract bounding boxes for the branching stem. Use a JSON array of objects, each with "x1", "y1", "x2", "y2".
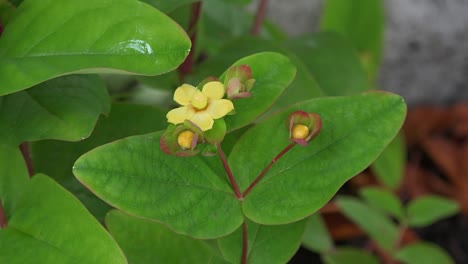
[
  {"x1": 178, "y1": 1, "x2": 202, "y2": 82},
  {"x1": 0, "y1": 199, "x2": 7, "y2": 229},
  {"x1": 251, "y1": 0, "x2": 269, "y2": 36},
  {"x1": 216, "y1": 143, "x2": 242, "y2": 199},
  {"x1": 242, "y1": 143, "x2": 295, "y2": 197},
  {"x1": 241, "y1": 220, "x2": 248, "y2": 264},
  {"x1": 19, "y1": 142, "x2": 34, "y2": 177}
]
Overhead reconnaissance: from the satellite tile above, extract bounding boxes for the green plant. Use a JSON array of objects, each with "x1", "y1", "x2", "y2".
[{"x1": 0, "y1": 0, "x2": 409, "y2": 263}]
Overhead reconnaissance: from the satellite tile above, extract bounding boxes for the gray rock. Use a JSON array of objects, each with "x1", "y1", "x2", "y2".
[{"x1": 250, "y1": 0, "x2": 468, "y2": 105}]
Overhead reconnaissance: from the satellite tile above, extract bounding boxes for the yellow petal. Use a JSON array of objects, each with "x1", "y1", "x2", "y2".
[
  {"x1": 191, "y1": 90, "x2": 208, "y2": 109},
  {"x1": 174, "y1": 84, "x2": 197, "y2": 106},
  {"x1": 206, "y1": 99, "x2": 234, "y2": 119},
  {"x1": 166, "y1": 106, "x2": 194, "y2": 124},
  {"x1": 189, "y1": 111, "x2": 214, "y2": 131},
  {"x1": 202, "y1": 81, "x2": 225, "y2": 100}
]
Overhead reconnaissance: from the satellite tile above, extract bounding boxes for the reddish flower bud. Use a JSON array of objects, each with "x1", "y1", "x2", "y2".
[
  {"x1": 224, "y1": 65, "x2": 255, "y2": 99},
  {"x1": 286, "y1": 111, "x2": 322, "y2": 146}
]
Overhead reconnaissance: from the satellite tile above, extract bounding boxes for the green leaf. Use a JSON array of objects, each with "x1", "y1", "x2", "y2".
[
  {"x1": 323, "y1": 247, "x2": 379, "y2": 264},
  {"x1": 359, "y1": 187, "x2": 404, "y2": 220},
  {"x1": 221, "y1": 52, "x2": 297, "y2": 132},
  {"x1": 0, "y1": 145, "x2": 29, "y2": 217},
  {"x1": 0, "y1": 75, "x2": 109, "y2": 146},
  {"x1": 395, "y1": 242, "x2": 454, "y2": 264},
  {"x1": 31, "y1": 103, "x2": 168, "y2": 220},
  {"x1": 73, "y1": 131, "x2": 244, "y2": 239},
  {"x1": 284, "y1": 33, "x2": 370, "y2": 96},
  {"x1": 0, "y1": 172, "x2": 126, "y2": 263},
  {"x1": 218, "y1": 219, "x2": 305, "y2": 264},
  {"x1": 321, "y1": 0, "x2": 384, "y2": 80},
  {"x1": 230, "y1": 92, "x2": 406, "y2": 224},
  {"x1": 336, "y1": 196, "x2": 399, "y2": 252},
  {"x1": 0, "y1": 0, "x2": 190, "y2": 95},
  {"x1": 0, "y1": 0, "x2": 15, "y2": 25},
  {"x1": 371, "y1": 132, "x2": 405, "y2": 189},
  {"x1": 406, "y1": 195, "x2": 459, "y2": 228},
  {"x1": 302, "y1": 213, "x2": 334, "y2": 253},
  {"x1": 106, "y1": 210, "x2": 225, "y2": 263}
]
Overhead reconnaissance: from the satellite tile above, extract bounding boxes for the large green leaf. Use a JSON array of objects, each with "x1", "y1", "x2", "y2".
[
  {"x1": 302, "y1": 213, "x2": 334, "y2": 253},
  {"x1": 395, "y1": 242, "x2": 454, "y2": 264},
  {"x1": 370, "y1": 133, "x2": 405, "y2": 189},
  {"x1": 0, "y1": 75, "x2": 109, "y2": 146},
  {"x1": 321, "y1": 0, "x2": 384, "y2": 79},
  {"x1": 218, "y1": 219, "x2": 305, "y2": 264},
  {"x1": 359, "y1": 187, "x2": 404, "y2": 220},
  {"x1": 73, "y1": 131, "x2": 244, "y2": 239},
  {"x1": 406, "y1": 195, "x2": 459, "y2": 228},
  {"x1": 323, "y1": 247, "x2": 379, "y2": 264},
  {"x1": 0, "y1": 0, "x2": 190, "y2": 95},
  {"x1": 106, "y1": 210, "x2": 225, "y2": 263},
  {"x1": 284, "y1": 33, "x2": 370, "y2": 96},
  {"x1": 220, "y1": 52, "x2": 296, "y2": 132},
  {"x1": 230, "y1": 92, "x2": 406, "y2": 224},
  {"x1": 336, "y1": 196, "x2": 398, "y2": 253},
  {"x1": 140, "y1": 0, "x2": 198, "y2": 13},
  {"x1": 0, "y1": 153, "x2": 126, "y2": 264},
  {"x1": 31, "y1": 103, "x2": 167, "y2": 220}
]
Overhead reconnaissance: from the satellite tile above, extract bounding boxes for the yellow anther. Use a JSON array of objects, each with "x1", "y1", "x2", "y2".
[
  {"x1": 191, "y1": 90, "x2": 208, "y2": 110},
  {"x1": 177, "y1": 130, "x2": 195, "y2": 149},
  {"x1": 292, "y1": 124, "x2": 310, "y2": 140}
]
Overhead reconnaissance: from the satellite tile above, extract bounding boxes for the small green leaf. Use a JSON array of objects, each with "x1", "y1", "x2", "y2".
[
  {"x1": 0, "y1": 75, "x2": 109, "y2": 146},
  {"x1": 0, "y1": 172, "x2": 126, "y2": 263},
  {"x1": 321, "y1": 0, "x2": 384, "y2": 80},
  {"x1": 337, "y1": 196, "x2": 399, "y2": 252},
  {"x1": 302, "y1": 213, "x2": 334, "y2": 253},
  {"x1": 218, "y1": 219, "x2": 305, "y2": 264},
  {"x1": 406, "y1": 195, "x2": 459, "y2": 228},
  {"x1": 0, "y1": 0, "x2": 190, "y2": 95},
  {"x1": 371, "y1": 133, "x2": 406, "y2": 189},
  {"x1": 106, "y1": 210, "x2": 224, "y2": 263},
  {"x1": 395, "y1": 242, "x2": 454, "y2": 264},
  {"x1": 359, "y1": 187, "x2": 404, "y2": 220},
  {"x1": 73, "y1": 131, "x2": 244, "y2": 239},
  {"x1": 31, "y1": 103, "x2": 168, "y2": 220},
  {"x1": 284, "y1": 33, "x2": 370, "y2": 96},
  {"x1": 230, "y1": 92, "x2": 406, "y2": 224},
  {"x1": 323, "y1": 247, "x2": 379, "y2": 264},
  {"x1": 221, "y1": 52, "x2": 296, "y2": 132}
]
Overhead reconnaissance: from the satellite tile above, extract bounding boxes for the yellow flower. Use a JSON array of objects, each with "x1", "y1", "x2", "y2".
[{"x1": 166, "y1": 81, "x2": 234, "y2": 131}]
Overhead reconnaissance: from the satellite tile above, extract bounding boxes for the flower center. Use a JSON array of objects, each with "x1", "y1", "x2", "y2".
[
  {"x1": 177, "y1": 130, "x2": 195, "y2": 149},
  {"x1": 292, "y1": 124, "x2": 309, "y2": 140},
  {"x1": 191, "y1": 90, "x2": 208, "y2": 110}
]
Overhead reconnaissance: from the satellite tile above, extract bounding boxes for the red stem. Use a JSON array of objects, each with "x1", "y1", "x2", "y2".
[
  {"x1": 241, "y1": 220, "x2": 248, "y2": 264},
  {"x1": 19, "y1": 142, "x2": 34, "y2": 177},
  {"x1": 0, "y1": 199, "x2": 7, "y2": 229},
  {"x1": 242, "y1": 143, "x2": 295, "y2": 197},
  {"x1": 216, "y1": 143, "x2": 242, "y2": 200},
  {"x1": 250, "y1": 0, "x2": 269, "y2": 36},
  {"x1": 178, "y1": 1, "x2": 202, "y2": 81}
]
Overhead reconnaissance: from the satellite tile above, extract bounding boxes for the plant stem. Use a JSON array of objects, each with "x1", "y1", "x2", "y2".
[
  {"x1": 241, "y1": 220, "x2": 248, "y2": 264},
  {"x1": 216, "y1": 143, "x2": 242, "y2": 199},
  {"x1": 250, "y1": 0, "x2": 269, "y2": 36},
  {"x1": 178, "y1": 1, "x2": 202, "y2": 82},
  {"x1": 242, "y1": 143, "x2": 295, "y2": 197},
  {"x1": 19, "y1": 142, "x2": 34, "y2": 177},
  {"x1": 0, "y1": 199, "x2": 7, "y2": 229}
]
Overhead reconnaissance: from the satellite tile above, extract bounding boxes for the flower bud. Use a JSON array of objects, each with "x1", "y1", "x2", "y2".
[
  {"x1": 160, "y1": 120, "x2": 204, "y2": 156},
  {"x1": 286, "y1": 111, "x2": 322, "y2": 146},
  {"x1": 224, "y1": 65, "x2": 255, "y2": 99}
]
